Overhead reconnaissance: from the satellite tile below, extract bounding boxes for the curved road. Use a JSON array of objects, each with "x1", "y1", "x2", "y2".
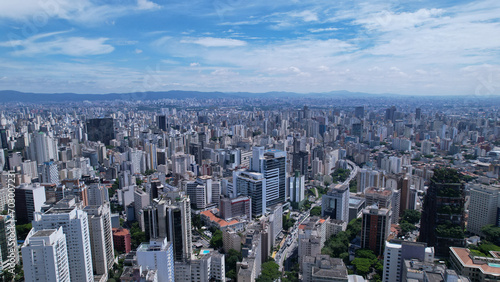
[{"x1": 276, "y1": 160, "x2": 359, "y2": 271}]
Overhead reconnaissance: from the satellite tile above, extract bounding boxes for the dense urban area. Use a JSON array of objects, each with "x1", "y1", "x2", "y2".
[{"x1": 1, "y1": 94, "x2": 500, "y2": 282}]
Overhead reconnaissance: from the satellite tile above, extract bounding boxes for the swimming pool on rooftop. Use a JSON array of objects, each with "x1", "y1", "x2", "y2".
[
  {"x1": 488, "y1": 263, "x2": 500, "y2": 268},
  {"x1": 201, "y1": 250, "x2": 210, "y2": 255}
]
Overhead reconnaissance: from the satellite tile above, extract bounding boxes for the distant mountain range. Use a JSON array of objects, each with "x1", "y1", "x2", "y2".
[
  {"x1": 0, "y1": 90, "x2": 399, "y2": 103},
  {"x1": 0, "y1": 90, "x2": 491, "y2": 103}
]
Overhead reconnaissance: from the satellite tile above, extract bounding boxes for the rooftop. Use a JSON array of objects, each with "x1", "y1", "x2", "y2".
[
  {"x1": 451, "y1": 247, "x2": 500, "y2": 276},
  {"x1": 32, "y1": 229, "x2": 56, "y2": 237}
]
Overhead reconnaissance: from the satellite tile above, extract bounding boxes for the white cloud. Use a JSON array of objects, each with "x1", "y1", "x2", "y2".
[
  {"x1": 137, "y1": 0, "x2": 160, "y2": 10},
  {"x1": 308, "y1": 27, "x2": 339, "y2": 33},
  {"x1": 0, "y1": 0, "x2": 160, "y2": 23},
  {"x1": 190, "y1": 62, "x2": 200, "y2": 67},
  {"x1": 135, "y1": 49, "x2": 143, "y2": 54},
  {"x1": 181, "y1": 37, "x2": 247, "y2": 47},
  {"x1": 0, "y1": 32, "x2": 114, "y2": 56}
]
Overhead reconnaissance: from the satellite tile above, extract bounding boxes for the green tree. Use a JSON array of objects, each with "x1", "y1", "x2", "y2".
[
  {"x1": 399, "y1": 222, "x2": 417, "y2": 235},
  {"x1": 130, "y1": 222, "x2": 147, "y2": 249},
  {"x1": 352, "y1": 258, "x2": 372, "y2": 276},
  {"x1": 16, "y1": 223, "x2": 32, "y2": 241},
  {"x1": 256, "y1": 261, "x2": 281, "y2": 282},
  {"x1": 401, "y1": 209, "x2": 421, "y2": 224},
  {"x1": 192, "y1": 214, "x2": 202, "y2": 229},
  {"x1": 210, "y1": 230, "x2": 223, "y2": 249},
  {"x1": 310, "y1": 206, "x2": 321, "y2": 216},
  {"x1": 481, "y1": 224, "x2": 500, "y2": 245}
]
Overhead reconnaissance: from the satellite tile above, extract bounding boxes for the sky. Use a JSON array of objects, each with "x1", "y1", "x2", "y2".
[{"x1": 0, "y1": 0, "x2": 499, "y2": 96}]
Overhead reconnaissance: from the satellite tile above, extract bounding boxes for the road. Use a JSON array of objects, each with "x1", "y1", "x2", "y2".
[{"x1": 276, "y1": 160, "x2": 359, "y2": 271}]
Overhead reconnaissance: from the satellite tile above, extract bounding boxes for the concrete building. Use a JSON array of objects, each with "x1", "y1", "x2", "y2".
[
  {"x1": 322, "y1": 184, "x2": 350, "y2": 222},
  {"x1": 137, "y1": 238, "x2": 175, "y2": 282},
  {"x1": 223, "y1": 228, "x2": 242, "y2": 253},
  {"x1": 84, "y1": 204, "x2": 114, "y2": 276},
  {"x1": 41, "y1": 161, "x2": 60, "y2": 185},
  {"x1": 14, "y1": 183, "x2": 46, "y2": 224},
  {"x1": 22, "y1": 227, "x2": 70, "y2": 282},
  {"x1": 382, "y1": 240, "x2": 435, "y2": 282},
  {"x1": 32, "y1": 206, "x2": 94, "y2": 282},
  {"x1": 250, "y1": 147, "x2": 287, "y2": 208},
  {"x1": 220, "y1": 196, "x2": 252, "y2": 220},
  {"x1": 468, "y1": 184, "x2": 500, "y2": 236},
  {"x1": 302, "y1": 255, "x2": 348, "y2": 282},
  {"x1": 112, "y1": 228, "x2": 132, "y2": 254},
  {"x1": 289, "y1": 171, "x2": 306, "y2": 209},
  {"x1": 361, "y1": 205, "x2": 392, "y2": 256},
  {"x1": 450, "y1": 247, "x2": 500, "y2": 282},
  {"x1": 234, "y1": 170, "x2": 267, "y2": 216}
]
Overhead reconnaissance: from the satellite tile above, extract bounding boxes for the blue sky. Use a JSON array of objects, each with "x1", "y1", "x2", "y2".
[{"x1": 0, "y1": 0, "x2": 499, "y2": 95}]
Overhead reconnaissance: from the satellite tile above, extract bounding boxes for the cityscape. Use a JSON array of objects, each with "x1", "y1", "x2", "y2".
[
  {"x1": 0, "y1": 93, "x2": 497, "y2": 282},
  {"x1": 1, "y1": 0, "x2": 500, "y2": 282}
]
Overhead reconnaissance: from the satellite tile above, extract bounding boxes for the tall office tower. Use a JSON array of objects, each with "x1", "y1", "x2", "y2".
[
  {"x1": 321, "y1": 184, "x2": 350, "y2": 222},
  {"x1": 0, "y1": 215, "x2": 19, "y2": 268},
  {"x1": 32, "y1": 206, "x2": 94, "y2": 282},
  {"x1": 86, "y1": 118, "x2": 115, "y2": 145},
  {"x1": 382, "y1": 240, "x2": 434, "y2": 282},
  {"x1": 421, "y1": 140, "x2": 432, "y2": 155},
  {"x1": 292, "y1": 150, "x2": 309, "y2": 177},
  {"x1": 22, "y1": 227, "x2": 70, "y2": 282},
  {"x1": 137, "y1": 238, "x2": 175, "y2": 282},
  {"x1": 415, "y1": 108, "x2": 421, "y2": 120},
  {"x1": 352, "y1": 123, "x2": 363, "y2": 139},
  {"x1": 134, "y1": 188, "x2": 150, "y2": 226},
  {"x1": 289, "y1": 171, "x2": 305, "y2": 209},
  {"x1": 14, "y1": 183, "x2": 46, "y2": 224},
  {"x1": 355, "y1": 106, "x2": 365, "y2": 118},
  {"x1": 468, "y1": 184, "x2": 500, "y2": 236},
  {"x1": 419, "y1": 169, "x2": 466, "y2": 256},
  {"x1": 234, "y1": 170, "x2": 266, "y2": 216},
  {"x1": 385, "y1": 106, "x2": 396, "y2": 122},
  {"x1": 142, "y1": 196, "x2": 192, "y2": 261},
  {"x1": 185, "y1": 176, "x2": 220, "y2": 210},
  {"x1": 220, "y1": 196, "x2": 252, "y2": 220},
  {"x1": 157, "y1": 115, "x2": 167, "y2": 131},
  {"x1": 41, "y1": 161, "x2": 59, "y2": 184},
  {"x1": 250, "y1": 147, "x2": 287, "y2": 207},
  {"x1": 361, "y1": 204, "x2": 392, "y2": 256},
  {"x1": 28, "y1": 131, "x2": 58, "y2": 164},
  {"x1": 87, "y1": 183, "x2": 109, "y2": 206},
  {"x1": 84, "y1": 204, "x2": 114, "y2": 276}
]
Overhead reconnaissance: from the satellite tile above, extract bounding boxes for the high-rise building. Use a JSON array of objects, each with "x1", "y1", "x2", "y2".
[
  {"x1": 41, "y1": 161, "x2": 59, "y2": 185},
  {"x1": 355, "y1": 106, "x2": 365, "y2": 118},
  {"x1": 357, "y1": 168, "x2": 385, "y2": 193},
  {"x1": 322, "y1": 184, "x2": 350, "y2": 222},
  {"x1": 86, "y1": 118, "x2": 115, "y2": 145},
  {"x1": 467, "y1": 184, "x2": 500, "y2": 236},
  {"x1": 157, "y1": 115, "x2": 167, "y2": 131},
  {"x1": 32, "y1": 206, "x2": 94, "y2": 282},
  {"x1": 87, "y1": 183, "x2": 109, "y2": 206},
  {"x1": 419, "y1": 169, "x2": 465, "y2": 256},
  {"x1": 421, "y1": 140, "x2": 432, "y2": 155},
  {"x1": 289, "y1": 171, "x2": 305, "y2": 209},
  {"x1": 14, "y1": 183, "x2": 46, "y2": 224},
  {"x1": 28, "y1": 131, "x2": 58, "y2": 164},
  {"x1": 142, "y1": 195, "x2": 192, "y2": 261},
  {"x1": 137, "y1": 238, "x2": 175, "y2": 282},
  {"x1": 250, "y1": 147, "x2": 287, "y2": 207},
  {"x1": 22, "y1": 227, "x2": 70, "y2": 282},
  {"x1": 415, "y1": 108, "x2": 422, "y2": 120},
  {"x1": 84, "y1": 204, "x2": 114, "y2": 276},
  {"x1": 185, "y1": 176, "x2": 220, "y2": 210},
  {"x1": 234, "y1": 170, "x2": 266, "y2": 216},
  {"x1": 361, "y1": 204, "x2": 392, "y2": 256},
  {"x1": 382, "y1": 240, "x2": 435, "y2": 282},
  {"x1": 364, "y1": 187, "x2": 393, "y2": 209}
]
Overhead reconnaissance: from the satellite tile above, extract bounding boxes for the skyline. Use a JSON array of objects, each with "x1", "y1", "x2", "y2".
[{"x1": 1, "y1": 0, "x2": 500, "y2": 96}]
